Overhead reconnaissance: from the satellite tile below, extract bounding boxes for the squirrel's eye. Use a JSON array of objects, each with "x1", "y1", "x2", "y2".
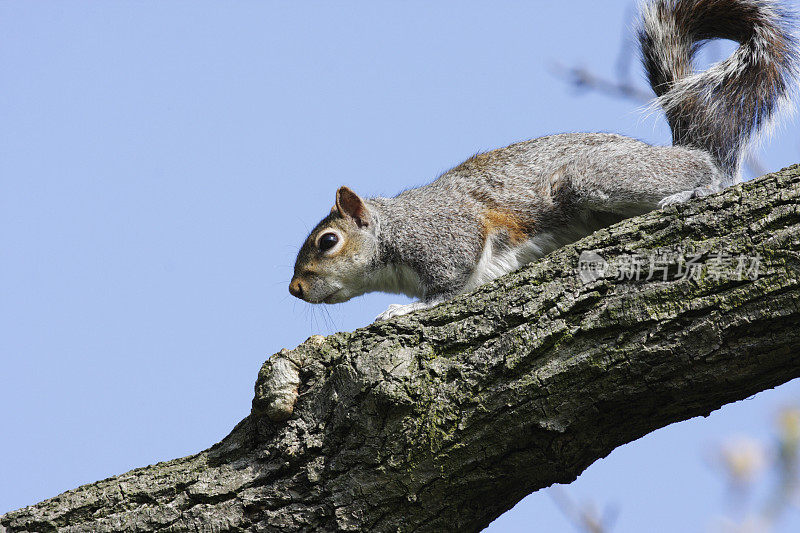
[{"x1": 318, "y1": 232, "x2": 339, "y2": 252}]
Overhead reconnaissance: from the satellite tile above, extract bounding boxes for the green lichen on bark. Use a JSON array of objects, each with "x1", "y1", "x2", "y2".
[{"x1": 3, "y1": 166, "x2": 800, "y2": 532}]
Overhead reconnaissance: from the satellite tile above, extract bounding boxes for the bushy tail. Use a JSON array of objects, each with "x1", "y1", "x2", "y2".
[{"x1": 639, "y1": 0, "x2": 799, "y2": 178}]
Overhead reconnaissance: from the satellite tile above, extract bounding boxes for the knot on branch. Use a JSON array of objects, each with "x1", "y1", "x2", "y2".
[{"x1": 252, "y1": 335, "x2": 326, "y2": 421}]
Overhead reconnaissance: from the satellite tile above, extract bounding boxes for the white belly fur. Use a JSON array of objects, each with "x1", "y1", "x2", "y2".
[{"x1": 462, "y1": 229, "x2": 578, "y2": 293}]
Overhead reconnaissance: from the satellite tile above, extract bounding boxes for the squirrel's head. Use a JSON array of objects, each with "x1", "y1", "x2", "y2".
[{"x1": 289, "y1": 186, "x2": 379, "y2": 304}]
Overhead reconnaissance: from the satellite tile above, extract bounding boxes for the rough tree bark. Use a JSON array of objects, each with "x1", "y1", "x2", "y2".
[{"x1": 3, "y1": 166, "x2": 800, "y2": 533}]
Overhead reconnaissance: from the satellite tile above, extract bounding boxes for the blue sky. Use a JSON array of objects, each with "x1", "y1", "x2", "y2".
[{"x1": 2, "y1": 1, "x2": 799, "y2": 531}]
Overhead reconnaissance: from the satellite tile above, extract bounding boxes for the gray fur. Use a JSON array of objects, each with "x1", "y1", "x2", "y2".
[
  {"x1": 640, "y1": 0, "x2": 799, "y2": 179},
  {"x1": 289, "y1": 0, "x2": 799, "y2": 321}
]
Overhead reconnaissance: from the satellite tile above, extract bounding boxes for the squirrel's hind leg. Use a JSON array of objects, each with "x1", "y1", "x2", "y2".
[{"x1": 557, "y1": 143, "x2": 726, "y2": 216}]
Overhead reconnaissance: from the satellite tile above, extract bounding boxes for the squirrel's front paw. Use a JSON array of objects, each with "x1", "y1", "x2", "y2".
[
  {"x1": 658, "y1": 190, "x2": 696, "y2": 208},
  {"x1": 375, "y1": 302, "x2": 428, "y2": 322},
  {"x1": 659, "y1": 185, "x2": 720, "y2": 208}
]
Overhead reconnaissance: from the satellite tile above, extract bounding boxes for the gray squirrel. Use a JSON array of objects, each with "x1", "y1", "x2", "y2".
[{"x1": 289, "y1": 0, "x2": 799, "y2": 321}]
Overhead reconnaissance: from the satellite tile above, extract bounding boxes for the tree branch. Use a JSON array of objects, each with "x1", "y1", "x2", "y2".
[{"x1": 3, "y1": 166, "x2": 800, "y2": 533}]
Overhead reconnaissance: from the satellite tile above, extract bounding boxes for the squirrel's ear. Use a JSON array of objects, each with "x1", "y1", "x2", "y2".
[{"x1": 335, "y1": 186, "x2": 368, "y2": 228}]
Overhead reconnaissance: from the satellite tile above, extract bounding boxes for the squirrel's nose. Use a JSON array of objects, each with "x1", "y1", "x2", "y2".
[{"x1": 289, "y1": 278, "x2": 304, "y2": 299}]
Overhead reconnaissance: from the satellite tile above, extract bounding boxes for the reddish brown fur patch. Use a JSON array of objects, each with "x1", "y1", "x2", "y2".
[
  {"x1": 481, "y1": 209, "x2": 531, "y2": 245},
  {"x1": 455, "y1": 148, "x2": 501, "y2": 174},
  {"x1": 467, "y1": 150, "x2": 495, "y2": 165}
]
